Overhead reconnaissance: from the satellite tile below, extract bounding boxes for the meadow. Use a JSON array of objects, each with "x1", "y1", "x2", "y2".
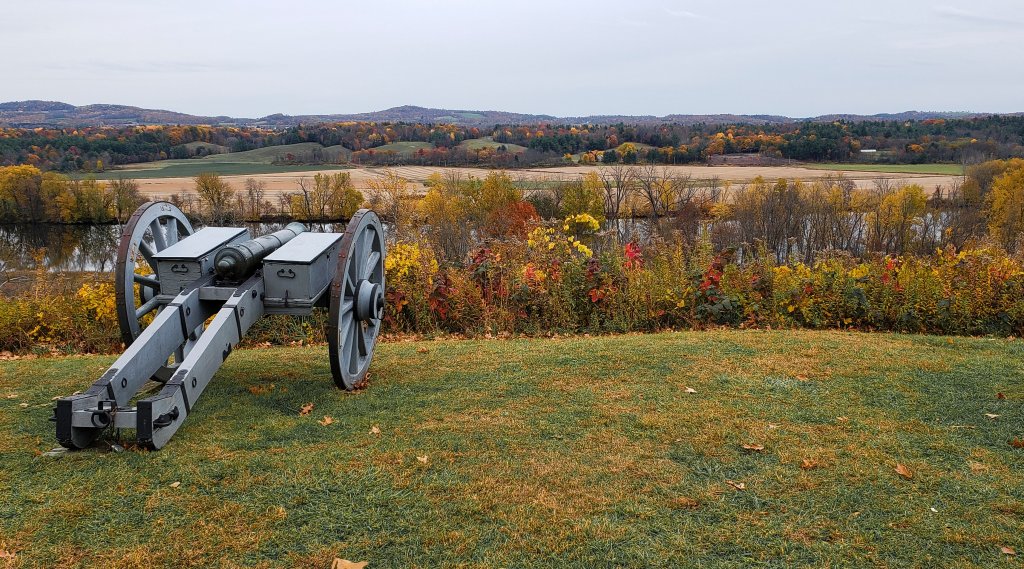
[
  {"x1": 804, "y1": 163, "x2": 964, "y2": 175},
  {"x1": 1, "y1": 331, "x2": 1021, "y2": 567}
]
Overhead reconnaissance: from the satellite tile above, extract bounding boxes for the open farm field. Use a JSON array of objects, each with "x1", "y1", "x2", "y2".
[
  {"x1": 99, "y1": 143, "x2": 353, "y2": 180},
  {"x1": 1, "y1": 330, "x2": 1021, "y2": 567},
  {"x1": 126, "y1": 163, "x2": 963, "y2": 200},
  {"x1": 804, "y1": 163, "x2": 965, "y2": 175}
]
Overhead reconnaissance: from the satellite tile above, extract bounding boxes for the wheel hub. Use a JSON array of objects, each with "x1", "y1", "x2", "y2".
[{"x1": 355, "y1": 280, "x2": 384, "y2": 321}]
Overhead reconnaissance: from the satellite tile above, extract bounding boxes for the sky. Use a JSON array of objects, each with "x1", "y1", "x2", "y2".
[{"x1": 2, "y1": 0, "x2": 1023, "y2": 118}]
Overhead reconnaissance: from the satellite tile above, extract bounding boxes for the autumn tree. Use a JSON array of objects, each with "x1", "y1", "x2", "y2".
[
  {"x1": 108, "y1": 177, "x2": 143, "y2": 223},
  {"x1": 366, "y1": 169, "x2": 411, "y2": 237},
  {"x1": 193, "y1": 172, "x2": 235, "y2": 224},
  {"x1": 987, "y1": 162, "x2": 1024, "y2": 251}
]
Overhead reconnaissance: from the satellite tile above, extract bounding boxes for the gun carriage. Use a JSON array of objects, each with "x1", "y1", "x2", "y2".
[{"x1": 54, "y1": 201, "x2": 386, "y2": 450}]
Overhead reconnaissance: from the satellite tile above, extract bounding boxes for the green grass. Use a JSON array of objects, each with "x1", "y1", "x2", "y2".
[
  {"x1": 804, "y1": 163, "x2": 964, "y2": 175},
  {"x1": 459, "y1": 136, "x2": 529, "y2": 153},
  {"x1": 98, "y1": 143, "x2": 353, "y2": 179},
  {"x1": 364, "y1": 141, "x2": 434, "y2": 157},
  {"x1": 1, "y1": 330, "x2": 1022, "y2": 567}
]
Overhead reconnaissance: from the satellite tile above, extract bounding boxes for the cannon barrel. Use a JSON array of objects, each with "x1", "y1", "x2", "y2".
[{"x1": 215, "y1": 222, "x2": 306, "y2": 280}]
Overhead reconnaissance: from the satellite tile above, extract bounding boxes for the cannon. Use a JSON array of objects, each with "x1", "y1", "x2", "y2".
[{"x1": 54, "y1": 201, "x2": 386, "y2": 450}]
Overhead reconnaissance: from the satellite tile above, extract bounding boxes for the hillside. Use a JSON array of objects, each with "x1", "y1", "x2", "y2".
[{"x1": 0, "y1": 100, "x2": 1013, "y2": 128}]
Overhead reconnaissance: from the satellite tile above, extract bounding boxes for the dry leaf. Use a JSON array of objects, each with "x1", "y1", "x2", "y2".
[
  {"x1": 894, "y1": 463, "x2": 914, "y2": 479},
  {"x1": 1010, "y1": 439, "x2": 1024, "y2": 449},
  {"x1": 299, "y1": 402, "x2": 314, "y2": 416},
  {"x1": 331, "y1": 559, "x2": 368, "y2": 569},
  {"x1": 416, "y1": 346, "x2": 429, "y2": 354},
  {"x1": 5, "y1": 393, "x2": 16, "y2": 399},
  {"x1": 19, "y1": 403, "x2": 29, "y2": 408},
  {"x1": 416, "y1": 455, "x2": 428, "y2": 464},
  {"x1": 767, "y1": 423, "x2": 781, "y2": 430},
  {"x1": 800, "y1": 458, "x2": 820, "y2": 470},
  {"x1": 997, "y1": 392, "x2": 1006, "y2": 400},
  {"x1": 726, "y1": 480, "x2": 746, "y2": 491},
  {"x1": 1001, "y1": 546, "x2": 1016, "y2": 555},
  {"x1": 741, "y1": 444, "x2": 765, "y2": 452},
  {"x1": 319, "y1": 416, "x2": 334, "y2": 426},
  {"x1": 795, "y1": 374, "x2": 808, "y2": 382},
  {"x1": 170, "y1": 481, "x2": 181, "y2": 488},
  {"x1": 683, "y1": 387, "x2": 697, "y2": 394},
  {"x1": 369, "y1": 425, "x2": 381, "y2": 435},
  {"x1": 985, "y1": 413, "x2": 1000, "y2": 419},
  {"x1": 0, "y1": 550, "x2": 16, "y2": 560},
  {"x1": 837, "y1": 416, "x2": 849, "y2": 423}
]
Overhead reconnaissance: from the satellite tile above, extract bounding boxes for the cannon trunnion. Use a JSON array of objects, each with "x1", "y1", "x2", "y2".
[{"x1": 54, "y1": 202, "x2": 386, "y2": 450}]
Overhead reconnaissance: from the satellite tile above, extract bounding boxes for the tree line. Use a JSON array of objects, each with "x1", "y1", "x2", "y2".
[{"x1": 3, "y1": 116, "x2": 1024, "y2": 173}]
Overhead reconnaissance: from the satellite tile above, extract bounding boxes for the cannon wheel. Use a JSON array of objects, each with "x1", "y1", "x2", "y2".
[
  {"x1": 328, "y1": 209, "x2": 386, "y2": 390},
  {"x1": 115, "y1": 202, "x2": 194, "y2": 371}
]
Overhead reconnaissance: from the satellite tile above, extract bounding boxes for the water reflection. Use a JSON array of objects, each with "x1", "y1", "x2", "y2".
[{"x1": 0, "y1": 222, "x2": 354, "y2": 272}]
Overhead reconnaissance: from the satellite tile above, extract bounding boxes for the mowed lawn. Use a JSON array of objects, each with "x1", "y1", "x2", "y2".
[
  {"x1": 1, "y1": 331, "x2": 1022, "y2": 567},
  {"x1": 804, "y1": 163, "x2": 964, "y2": 175}
]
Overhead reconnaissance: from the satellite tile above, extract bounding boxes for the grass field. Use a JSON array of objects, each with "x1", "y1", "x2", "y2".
[
  {"x1": 98, "y1": 143, "x2": 353, "y2": 179},
  {"x1": 805, "y1": 163, "x2": 964, "y2": 175},
  {"x1": 1, "y1": 331, "x2": 1021, "y2": 567},
  {"x1": 459, "y1": 136, "x2": 529, "y2": 153},
  {"x1": 364, "y1": 141, "x2": 434, "y2": 156}
]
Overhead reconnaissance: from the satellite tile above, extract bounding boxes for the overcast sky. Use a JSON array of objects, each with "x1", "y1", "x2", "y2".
[{"x1": 2, "y1": 0, "x2": 1022, "y2": 118}]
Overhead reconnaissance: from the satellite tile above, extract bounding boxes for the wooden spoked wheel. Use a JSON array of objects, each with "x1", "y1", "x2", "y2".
[
  {"x1": 328, "y1": 209, "x2": 386, "y2": 390},
  {"x1": 114, "y1": 201, "x2": 194, "y2": 379}
]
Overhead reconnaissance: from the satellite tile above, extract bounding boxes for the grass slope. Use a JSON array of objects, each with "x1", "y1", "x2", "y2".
[
  {"x1": 459, "y1": 136, "x2": 529, "y2": 153},
  {"x1": 99, "y1": 143, "x2": 353, "y2": 179},
  {"x1": 805, "y1": 163, "x2": 964, "y2": 175},
  {"x1": 1, "y1": 331, "x2": 1022, "y2": 567}
]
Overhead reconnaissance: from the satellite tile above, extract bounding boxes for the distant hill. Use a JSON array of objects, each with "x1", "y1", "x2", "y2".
[{"x1": 0, "y1": 100, "x2": 1015, "y2": 128}]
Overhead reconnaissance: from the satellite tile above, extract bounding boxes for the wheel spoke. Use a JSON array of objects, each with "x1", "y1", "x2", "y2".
[
  {"x1": 340, "y1": 298, "x2": 354, "y2": 315},
  {"x1": 357, "y1": 322, "x2": 368, "y2": 357},
  {"x1": 363, "y1": 251, "x2": 380, "y2": 281},
  {"x1": 135, "y1": 296, "x2": 160, "y2": 319},
  {"x1": 150, "y1": 220, "x2": 167, "y2": 251},
  {"x1": 348, "y1": 318, "x2": 360, "y2": 373},
  {"x1": 139, "y1": 241, "x2": 156, "y2": 268},
  {"x1": 134, "y1": 273, "x2": 160, "y2": 290},
  {"x1": 166, "y1": 219, "x2": 179, "y2": 245}
]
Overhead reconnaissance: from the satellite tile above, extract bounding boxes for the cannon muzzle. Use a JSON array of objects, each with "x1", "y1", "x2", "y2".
[{"x1": 215, "y1": 222, "x2": 306, "y2": 280}]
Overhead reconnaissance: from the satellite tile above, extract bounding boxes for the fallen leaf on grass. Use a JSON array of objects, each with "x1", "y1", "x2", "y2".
[
  {"x1": 997, "y1": 392, "x2": 1006, "y2": 400},
  {"x1": 683, "y1": 387, "x2": 697, "y2": 394},
  {"x1": 1001, "y1": 546, "x2": 1016, "y2": 555},
  {"x1": 319, "y1": 416, "x2": 334, "y2": 426},
  {"x1": 5, "y1": 393, "x2": 16, "y2": 399},
  {"x1": 170, "y1": 481, "x2": 180, "y2": 488},
  {"x1": 800, "y1": 458, "x2": 820, "y2": 470},
  {"x1": 1010, "y1": 439, "x2": 1024, "y2": 449},
  {"x1": 741, "y1": 444, "x2": 764, "y2": 452},
  {"x1": 331, "y1": 559, "x2": 368, "y2": 569},
  {"x1": 726, "y1": 480, "x2": 746, "y2": 491},
  {"x1": 795, "y1": 374, "x2": 808, "y2": 382},
  {"x1": 416, "y1": 455, "x2": 428, "y2": 464},
  {"x1": 416, "y1": 346, "x2": 429, "y2": 354},
  {"x1": 0, "y1": 550, "x2": 16, "y2": 560},
  {"x1": 299, "y1": 403, "x2": 314, "y2": 416},
  {"x1": 837, "y1": 416, "x2": 849, "y2": 423},
  {"x1": 19, "y1": 403, "x2": 28, "y2": 408},
  {"x1": 369, "y1": 425, "x2": 381, "y2": 435},
  {"x1": 894, "y1": 463, "x2": 914, "y2": 480},
  {"x1": 985, "y1": 413, "x2": 1000, "y2": 419}
]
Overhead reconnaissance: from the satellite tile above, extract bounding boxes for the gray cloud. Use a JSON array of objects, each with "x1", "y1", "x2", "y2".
[{"x1": 0, "y1": 0, "x2": 1021, "y2": 117}]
